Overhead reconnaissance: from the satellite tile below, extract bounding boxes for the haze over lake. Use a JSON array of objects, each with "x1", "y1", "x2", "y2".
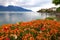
[{"x1": 0, "y1": 12, "x2": 56, "y2": 25}]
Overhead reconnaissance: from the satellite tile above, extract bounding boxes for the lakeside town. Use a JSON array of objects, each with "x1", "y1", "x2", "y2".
[{"x1": 37, "y1": 6, "x2": 60, "y2": 13}]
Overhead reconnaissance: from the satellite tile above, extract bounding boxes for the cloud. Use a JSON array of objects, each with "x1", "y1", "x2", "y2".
[{"x1": 0, "y1": 0, "x2": 56, "y2": 11}]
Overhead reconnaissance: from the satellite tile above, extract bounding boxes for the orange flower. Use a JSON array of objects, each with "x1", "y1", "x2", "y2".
[
  {"x1": 29, "y1": 37, "x2": 34, "y2": 40},
  {"x1": 0, "y1": 19, "x2": 60, "y2": 40},
  {"x1": 0, "y1": 36, "x2": 4, "y2": 40}
]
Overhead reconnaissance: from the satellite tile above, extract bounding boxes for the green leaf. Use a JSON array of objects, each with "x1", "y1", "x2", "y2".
[
  {"x1": 0, "y1": 33, "x2": 2, "y2": 36},
  {"x1": 19, "y1": 32, "x2": 24, "y2": 37},
  {"x1": 24, "y1": 29, "x2": 30, "y2": 33},
  {"x1": 11, "y1": 26, "x2": 16, "y2": 30},
  {"x1": 17, "y1": 36, "x2": 22, "y2": 40},
  {"x1": 10, "y1": 36, "x2": 15, "y2": 40},
  {"x1": 30, "y1": 31, "x2": 37, "y2": 38}
]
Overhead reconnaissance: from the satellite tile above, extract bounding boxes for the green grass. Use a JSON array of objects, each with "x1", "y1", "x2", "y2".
[{"x1": 45, "y1": 17, "x2": 60, "y2": 21}]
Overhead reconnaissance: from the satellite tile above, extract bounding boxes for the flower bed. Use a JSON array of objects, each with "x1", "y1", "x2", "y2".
[{"x1": 0, "y1": 20, "x2": 60, "y2": 40}]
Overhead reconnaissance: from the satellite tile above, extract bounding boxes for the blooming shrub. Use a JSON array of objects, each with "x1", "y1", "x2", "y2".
[{"x1": 0, "y1": 20, "x2": 60, "y2": 40}]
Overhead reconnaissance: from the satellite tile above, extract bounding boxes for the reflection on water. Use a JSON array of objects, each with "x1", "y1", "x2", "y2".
[{"x1": 0, "y1": 12, "x2": 56, "y2": 25}]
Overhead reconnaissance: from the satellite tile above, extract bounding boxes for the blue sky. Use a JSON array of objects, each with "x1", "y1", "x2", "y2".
[{"x1": 0, "y1": 0, "x2": 58, "y2": 11}]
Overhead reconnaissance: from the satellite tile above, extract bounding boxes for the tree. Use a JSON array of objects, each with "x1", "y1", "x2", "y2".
[
  {"x1": 53, "y1": 0, "x2": 60, "y2": 13},
  {"x1": 53, "y1": 0, "x2": 60, "y2": 5},
  {"x1": 56, "y1": 7, "x2": 60, "y2": 12}
]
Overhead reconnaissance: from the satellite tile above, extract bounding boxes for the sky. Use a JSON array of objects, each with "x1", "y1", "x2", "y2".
[{"x1": 0, "y1": 0, "x2": 58, "y2": 11}]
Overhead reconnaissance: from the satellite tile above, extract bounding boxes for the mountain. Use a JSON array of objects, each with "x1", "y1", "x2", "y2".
[{"x1": 0, "y1": 5, "x2": 32, "y2": 11}]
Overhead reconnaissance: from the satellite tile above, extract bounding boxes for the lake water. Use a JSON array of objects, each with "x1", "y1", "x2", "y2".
[{"x1": 0, "y1": 12, "x2": 56, "y2": 25}]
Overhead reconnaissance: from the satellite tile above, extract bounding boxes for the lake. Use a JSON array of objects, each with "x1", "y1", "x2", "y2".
[{"x1": 0, "y1": 12, "x2": 56, "y2": 25}]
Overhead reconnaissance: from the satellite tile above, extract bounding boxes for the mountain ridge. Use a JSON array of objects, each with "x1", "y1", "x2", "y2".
[{"x1": 0, "y1": 5, "x2": 32, "y2": 11}]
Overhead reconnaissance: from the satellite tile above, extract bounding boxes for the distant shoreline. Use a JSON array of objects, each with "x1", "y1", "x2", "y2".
[{"x1": 0, "y1": 11, "x2": 33, "y2": 13}]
